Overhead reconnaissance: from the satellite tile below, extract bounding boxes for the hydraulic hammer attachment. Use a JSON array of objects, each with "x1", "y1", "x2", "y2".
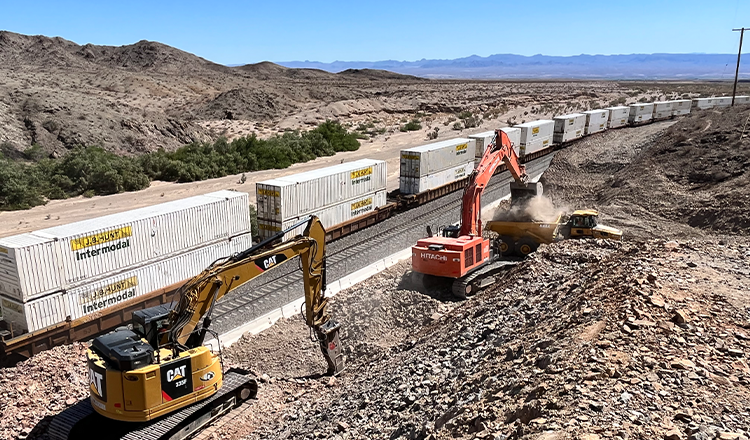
[
  {"x1": 510, "y1": 181, "x2": 543, "y2": 208},
  {"x1": 318, "y1": 320, "x2": 345, "y2": 375}
]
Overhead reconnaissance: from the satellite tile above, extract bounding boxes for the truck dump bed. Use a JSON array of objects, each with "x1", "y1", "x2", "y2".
[{"x1": 485, "y1": 214, "x2": 563, "y2": 245}]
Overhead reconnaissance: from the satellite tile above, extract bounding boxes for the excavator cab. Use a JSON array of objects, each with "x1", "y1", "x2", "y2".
[
  {"x1": 441, "y1": 225, "x2": 461, "y2": 238},
  {"x1": 131, "y1": 304, "x2": 172, "y2": 350}
]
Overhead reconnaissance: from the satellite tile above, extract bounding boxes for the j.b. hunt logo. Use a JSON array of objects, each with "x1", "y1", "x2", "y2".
[
  {"x1": 80, "y1": 276, "x2": 139, "y2": 314},
  {"x1": 72, "y1": 226, "x2": 132, "y2": 261}
]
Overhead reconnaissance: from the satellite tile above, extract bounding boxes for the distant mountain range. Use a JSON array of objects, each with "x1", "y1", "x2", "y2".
[{"x1": 276, "y1": 53, "x2": 750, "y2": 80}]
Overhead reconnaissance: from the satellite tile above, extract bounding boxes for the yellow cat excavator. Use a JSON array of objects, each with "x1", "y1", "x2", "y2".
[{"x1": 50, "y1": 216, "x2": 344, "y2": 440}]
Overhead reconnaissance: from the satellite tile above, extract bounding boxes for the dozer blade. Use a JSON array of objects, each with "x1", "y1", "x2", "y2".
[{"x1": 509, "y1": 181, "x2": 543, "y2": 207}]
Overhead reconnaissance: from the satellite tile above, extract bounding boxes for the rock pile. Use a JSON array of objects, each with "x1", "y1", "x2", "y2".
[
  {"x1": 248, "y1": 238, "x2": 750, "y2": 440},
  {"x1": 0, "y1": 343, "x2": 88, "y2": 439}
]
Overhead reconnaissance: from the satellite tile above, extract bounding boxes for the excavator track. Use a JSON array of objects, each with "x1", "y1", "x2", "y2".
[
  {"x1": 49, "y1": 371, "x2": 257, "y2": 440},
  {"x1": 452, "y1": 260, "x2": 519, "y2": 299}
]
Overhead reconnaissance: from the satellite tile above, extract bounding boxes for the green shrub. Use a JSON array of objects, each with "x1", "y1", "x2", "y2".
[{"x1": 400, "y1": 119, "x2": 422, "y2": 132}]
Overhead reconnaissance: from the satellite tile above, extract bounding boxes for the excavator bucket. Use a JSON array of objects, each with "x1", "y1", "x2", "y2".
[{"x1": 509, "y1": 181, "x2": 543, "y2": 207}]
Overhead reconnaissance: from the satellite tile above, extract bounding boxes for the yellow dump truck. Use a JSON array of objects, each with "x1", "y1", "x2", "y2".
[{"x1": 485, "y1": 209, "x2": 622, "y2": 257}]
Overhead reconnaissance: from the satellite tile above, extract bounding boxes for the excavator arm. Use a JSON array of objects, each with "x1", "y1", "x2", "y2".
[
  {"x1": 459, "y1": 129, "x2": 531, "y2": 237},
  {"x1": 167, "y1": 216, "x2": 344, "y2": 375}
]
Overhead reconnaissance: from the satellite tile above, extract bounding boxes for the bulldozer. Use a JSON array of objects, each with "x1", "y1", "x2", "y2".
[{"x1": 50, "y1": 216, "x2": 343, "y2": 440}]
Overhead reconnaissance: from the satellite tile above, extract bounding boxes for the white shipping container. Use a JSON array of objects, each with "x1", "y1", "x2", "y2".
[
  {"x1": 0, "y1": 292, "x2": 67, "y2": 333},
  {"x1": 692, "y1": 98, "x2": 715, "y2": 110},
  {"x1": 259, "y1": 191, "x2": 389, "y2": 241},
  {"x1": 670, "y1": 100, "x2": 692, "y2": 116},
  {"x1": 256, "y1": 159, "x2": 387, "y2": 222},
  {"x1": 400, "y1": 139, "x2": 476, "y2": 178},
  {"x1": 400, "y1": 161, "x2": 474, "y2": 195},
  {"x1": 516, "y1": 120, "x2": 554, "y2": 157},
  {"x1": 500, "y1": 127, "x2": 522, "y2": 157},
  {"x1": 629, "y1": 104, "x2": 654, "y2": 123},
  {"x1": 605, "y1": 106, "x2": 630, "y2": 128},
  {"x1": 30, "y1": 191, "x2": 249, "y2": 293},
  {"x1": 64, "y1": 234, "x2": 253, "y2": 322},
  {"x1": 583, "y1": 110, "x2": 609, "y2": 135},
  {"x1": 0, "y1": 234, "x2": 62, "y2": 302},
  {"x1": 553, "y1": 113, "x2": 586, "y2": 143},
  {"x1": 714, "y1": 97, "x2": 732, "y2": 107},
  {"x1": 735, "y1": 96, "x2": 750, "y2": 104},
  {"x1": 468, "y1": 131, "x2": 495, "y2": 159},
  {"x1": 652, "y1": 101, "x2": 673, "y2": 120}
]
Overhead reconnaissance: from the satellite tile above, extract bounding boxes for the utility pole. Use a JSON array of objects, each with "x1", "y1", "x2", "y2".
[{"x1": 732, "y1": 28, "x2": 747, "y2": 106}]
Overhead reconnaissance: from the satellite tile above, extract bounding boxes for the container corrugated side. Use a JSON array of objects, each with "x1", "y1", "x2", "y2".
[
  {"x1": 735, "y1": 96, "x2": 750, "y2": 104},
  {"x1": 256, "y1": 180, "x2": 297, "y2": 222},
  {"x1": 653, "y1": 101, "x2": 673, "y2": 120},
  {"x1": 516, "y1": 120, "x2": 554, "y2": 148},
  {"x1": 670, "y1": 100, "x2": 692, "y2": 116},
  {"x1": 1, "y1": 292, "x2": 67, "y2": 333},
  {"x1": 692, "y1": 98, "x2": 714, "y2": 109},
  {"x1": 400, "y1": 161, "x2": 474, "y2": 195},
  {"x1": 553, "y1": 114, "x2": 586, "y2": 143},
  {"x1": 204, "y1": 190, "x2": 251, "y2": 237},
  {"x1": 605, "y1": 107, "x2": 630, "y2": 128},
  {"x1": 468, "y1": 131, "x2": 495, "y2": 159},
  {"x1": 629, "y1": 104, "x2": 655, "y2": 122},
  {"x1": 400, "y1": 139, "x2": 476, "y2": 178},
  {"x1": 261, "y1": 159, "x2": 387, "y2": 219},
  {"x1": 583, "y1": 110, "x2": 609, "y2": 134},
  {"x1": 0, "y1": 234, "x2": 62, "y2": 302},
  {"x1": 714, "y1": 97, "x2": 732, "y2": 107},
  {"x1": 32, "y1": 194, "x2": 242, "y2": 288},
  {"x1": 64, "y1": 237, "x2": 244, "y2": 321},
  {"x1": 500, "y1": 127, "x2": 522, "y2": 156},
  {"x1": 260, "y1": 191, "x2": 389, "y2": 241}
]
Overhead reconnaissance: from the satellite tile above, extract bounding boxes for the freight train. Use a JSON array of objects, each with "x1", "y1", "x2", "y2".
[{"x1": 0, "y1": 95, "x2": 746, "y2": 361}]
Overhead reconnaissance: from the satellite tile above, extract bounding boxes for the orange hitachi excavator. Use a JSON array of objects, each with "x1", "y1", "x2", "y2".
[{"x1": 411, "y1": 129, "x2": 541, "y2": 298}]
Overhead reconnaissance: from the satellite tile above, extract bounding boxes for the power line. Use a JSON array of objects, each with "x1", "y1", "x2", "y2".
[{"x1": 731, "y1": 28, "x2": 747, "y2": 106}]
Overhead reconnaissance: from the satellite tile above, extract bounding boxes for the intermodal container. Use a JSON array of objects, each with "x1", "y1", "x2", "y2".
[
  {"x1": 400, "y1": 139, "x2": 476, "y2": 178},
  {"x1": 670, "y1": 100, "x2": 692, "y2": 116},
  {"x1": 0, "y1": 234, "x2": 62, "y2": 303},
  {"x1": 692, "y1": 98, "x2": 715, "y2": 110},
  {"x1": 552, "y1": 113, "x2": 586, "y2": 143},
  {"x1": 63, "y1": 234, "x2": 252, "y2": 322},
  {"x1": 516, "y1": 120, "x2": 554, "y2": 157},
  {"x1": 583, "y1": 110, "x2": 608, "y2": 135},
  {"x1": 259, "y1": 191, "x2": 389, "y2": 241},
  {"x1": 400, "y1": 161, "x2": 474, "y2": 195},
  {"x1": 500, "y1": 127, "x2": 522, "y2": 157},
  {"x1": 653, "y1": 101, "x2": 673, "y2": 120},
  {"x1": 0, "y1": 191, "x2": 250, "y2": 301},
  {"x1": 713, "y1": 97, "x2": 732, "y2": 107},
  {"x1": 605, "y1": 106, "x2": 630, "y2": 128},
  {"x1": 629, "y1": 103, "x2": 655, "y2": 123},
  {"x1": 256, "y1": 159, "x2": 387, "y2": 222},
  {"x1": 468, "y1": 131, "x2": 496, "y2": 159},
  {"x1": 0, "y1": 292, "x2": 67, "y2": 333},
  {"x1": 735, "y1": 96, "x2": 750, "y2": 104}
]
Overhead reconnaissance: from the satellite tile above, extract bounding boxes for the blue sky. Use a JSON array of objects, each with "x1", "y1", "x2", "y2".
[{"x1": 1, "y1": 0, "x2": 748, "y2": 64}]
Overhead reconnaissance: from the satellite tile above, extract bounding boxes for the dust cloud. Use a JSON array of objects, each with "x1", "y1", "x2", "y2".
[{"x1": 492, "y1": 195, "x2": 568, "y2": 222}]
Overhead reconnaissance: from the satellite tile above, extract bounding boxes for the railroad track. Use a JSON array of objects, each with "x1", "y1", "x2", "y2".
[{"x1": 210, "y1": 154, "x2": 556, "y2": 335}]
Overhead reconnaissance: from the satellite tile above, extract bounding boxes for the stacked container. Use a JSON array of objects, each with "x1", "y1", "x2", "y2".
[
  {"x1": 629, "y1": 103, "x2": 655, "y2": 124},
  {"x1": 515, "y1": 120, "x2": 554, "y2": 158},
  {"x1": 653, "y1": 102, "x2": 673, "y2": 120},
  {"x1": 399, "y1": 138, "x2": 476, "y2": 195},
  {"x1": 0, "y1": 191, "x2": 253, "y2": 333},
  {"x1": 583, "y1": 110, "x2": 609, "y2": 135},
  {"x1": 469, "y1": 128, "x2": 521, "y2": 161},
  {"x1": 670, "y1": 100, "x2": 692, "y2": 116},
  {"x1": 552, "y1": 113, "x2": 586, "y2": 143},
  {"x1": 257, "y1": 159, "x2": 389, "y2": 240},
  {"x1": 605, "y1": 106, "x2": 630, "y2": 128}
]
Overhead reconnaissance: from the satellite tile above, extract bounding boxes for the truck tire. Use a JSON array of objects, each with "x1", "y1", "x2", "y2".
[
  {"x1": 515, "y1": 238, "x2": 539, "y2": 257},
  {"x1": 498, "y1": 235, "x2": 516, "y2": 256}
]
